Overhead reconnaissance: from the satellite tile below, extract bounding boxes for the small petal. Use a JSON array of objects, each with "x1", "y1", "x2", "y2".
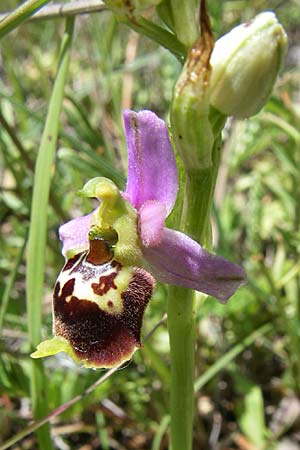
[
  {"x1": 139, "y1": 201, "x2": 166, "y2": 247},
  {"x1": 59, "y1": 213, "x2": 92, "y2": 257},
  {"x1": 143, "y1": 228, "x2": 246, "y2": 303},
  {"x1": 123, "y1": 110, "x2": 178, "y2": 215}
]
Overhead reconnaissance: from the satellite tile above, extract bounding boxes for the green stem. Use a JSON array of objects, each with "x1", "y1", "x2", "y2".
[
  {"x1": 26, "y1": 17, "x2": 74, "y2": 449},
  {"x1": 167, "y1": 287, "x2": 196, "y2": 450},
  {"x1": 182, "y1": 169, "x2": 214, "y2": 241},
  {"x1": 123, "y1": 17, "x2": 186, "y2": 62},
  {"x1": 167, "y1": 129, "x2": 224, "y2": 450},
  {"x1": 167, "y1": 169, "x2": 212, "y2": 450},
  {"x1": 181, "y1": 133, "x2": 223, "y2": 241}
]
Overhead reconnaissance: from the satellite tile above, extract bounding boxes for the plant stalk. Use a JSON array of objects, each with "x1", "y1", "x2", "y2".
[
  {"x1": 167, "y1": 286, "x2": 196, "y2": 450},
  {"x1": 124, "y1": 17, "x2": 186, "y2": 62},
  {"x1": 167, "y1": 135, "x2": 223, "y2": 450}
]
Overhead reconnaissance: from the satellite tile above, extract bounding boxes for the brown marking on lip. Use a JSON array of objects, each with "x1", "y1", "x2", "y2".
[
  {"x1": 107, "y1": 300, "x2": 113, "y2": 308},
  {"x1": 91, "y1": 262, "x2": 121, "y2": 296},
  {"x1": 86, "y1": 239, "x2": 113, "y2": 265},
  {"x1": 57, "y1": 278, "x2": 75, "y2": 299},
  {"x1": 53, "y1": 266, "x2": 154, "y2": 367},
  {"x1": 91, "y1": 272, "x2": 117, "y2": 296},
  {"x1": 62, "y1": 252, "x2": 84, "y2": 271}
]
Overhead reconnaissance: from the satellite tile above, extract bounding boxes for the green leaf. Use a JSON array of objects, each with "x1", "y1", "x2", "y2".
[
  {"x1": 25, "y1": 17, "x2": 74, "y2": 450},
  {"x1": 238, "y1": 382, "x2": 267, "y2": 448},
  {"x1": 31, "y1": 337, "x2": 76, "y2": 359},
  {"x1": 151, "y1": 415, "x2": 170, "y2": 450}
]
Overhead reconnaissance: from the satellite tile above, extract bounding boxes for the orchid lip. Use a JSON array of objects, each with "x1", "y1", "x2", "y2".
[{"x1": 33, "y1": 237, "x2": 154, "y2": 369}]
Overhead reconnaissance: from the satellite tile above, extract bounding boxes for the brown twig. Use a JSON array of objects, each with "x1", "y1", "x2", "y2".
[{"x1": 0, "y1": 1, "x2": 106, "y2": 23}]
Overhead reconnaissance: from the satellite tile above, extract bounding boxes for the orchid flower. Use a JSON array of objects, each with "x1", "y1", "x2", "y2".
[{"x1": 32, "y1": 110, "x2": 246, "y2": 369}]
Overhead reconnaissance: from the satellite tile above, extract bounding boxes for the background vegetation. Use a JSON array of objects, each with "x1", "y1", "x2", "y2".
[{"x1": 0, "y1": 0, "x2": 300, "y2": 449}]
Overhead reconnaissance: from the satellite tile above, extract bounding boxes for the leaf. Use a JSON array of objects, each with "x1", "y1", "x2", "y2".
[
  {"x1": 31, "y1": 337, "x2": 74, "y2": 359},
  {"x1": 25, "y1": 17, "x2": 74, "y2": 450},
  {"x1": 233, "y1": 373, "x2": 267, "y2": 449}
]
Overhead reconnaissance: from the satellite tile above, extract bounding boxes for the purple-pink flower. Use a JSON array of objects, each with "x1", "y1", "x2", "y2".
[
  {"x1": 31, "y1": 110, "x2": 246, "y2": 369},
  {"x1": 60, "y1": 110, "x2": 246, "y2": 304}
]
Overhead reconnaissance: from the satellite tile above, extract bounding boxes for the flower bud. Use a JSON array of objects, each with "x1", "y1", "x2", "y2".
[{"x1": 209, "y1": 12, "x2": 287, "y2": 119}]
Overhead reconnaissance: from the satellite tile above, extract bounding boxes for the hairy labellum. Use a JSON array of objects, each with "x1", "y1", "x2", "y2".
[{"x1": 32, "y1": 238, "x2": 154, "y2": 369}]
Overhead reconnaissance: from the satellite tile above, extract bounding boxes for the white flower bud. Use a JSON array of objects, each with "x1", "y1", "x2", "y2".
[{"x1": 209, "y1": 12, "x2": 288, "y2": 118}]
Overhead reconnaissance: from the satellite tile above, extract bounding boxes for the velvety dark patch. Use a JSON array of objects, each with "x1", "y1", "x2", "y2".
[
  {"x1": 53, "y1": 267, "x2": 154, "y2": 367},
  {"x1": 121, "y1": 269, "x2": 154, "y2": 343},
  {"x1": 62, "y1": 252, "x2": 84, "y2": 271},
  {"x1": 91, "y1": 263, "x2": 121, "y2": 296}
]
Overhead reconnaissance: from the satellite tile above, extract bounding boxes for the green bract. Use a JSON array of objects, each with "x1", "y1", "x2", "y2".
[{"x1": 171, "y1": 19, "x2": 216, "y2": 171}]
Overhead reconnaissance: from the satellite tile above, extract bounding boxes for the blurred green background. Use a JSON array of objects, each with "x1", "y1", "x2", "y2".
[{"x1": 1, "y1": 1, "x2": 300, "y2": 449}]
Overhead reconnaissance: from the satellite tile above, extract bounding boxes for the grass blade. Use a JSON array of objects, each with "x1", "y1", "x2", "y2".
[
  {"x1": 0, "y1": 0, "x2": 51, "y2": 38},
  {"x1": 25, "y1": 17, "x2": 74, "y2": 449},
  {"x1": 0, "y1": 237, "x2": 27, "y2": 335},
  {"x1": 151, "y1": 415, "x2": 170, "y2": 450},
  {"x1": 194, "y1": 323, "x2": 272, "y2": 392}
]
